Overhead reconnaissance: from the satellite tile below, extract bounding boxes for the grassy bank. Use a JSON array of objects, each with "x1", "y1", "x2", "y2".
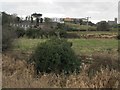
[
  {"x1": 3, "y1": 37, "x2": 119, "y2": 88},
  {"x1": 13, "y1": 38, "x2": 118, "y2": 55}
]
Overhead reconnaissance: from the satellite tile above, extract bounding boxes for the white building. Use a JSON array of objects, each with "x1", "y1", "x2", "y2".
[
  {"x1": 50, "y1": 17, "x2": 64, "y2": 23},
  {"x1": 108, "y1": 18, "x2": 117, "y2": 26}
]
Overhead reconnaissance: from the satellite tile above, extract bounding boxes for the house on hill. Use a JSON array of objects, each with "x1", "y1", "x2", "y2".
[
  {"x1": 63, "y1": 17, "x2": 87, "y2": 24},
  {"x1": 108, "y1": 18, "x2": 117, "y2": 26},
  {"x1": 50, "y1": 18, "x2": 64, "y2": 23},
  {"x1": 10, "y1": 13, "x2": 44, "y2": 30}
]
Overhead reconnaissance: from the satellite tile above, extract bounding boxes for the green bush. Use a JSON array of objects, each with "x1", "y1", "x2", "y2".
[
  {"x1": 25, "y1": 27, "x2": 68, "y2": 39},
  {"x1": 15, "y1": 27, "x2": 25, "y2": 38},
  {"x1": 47, "y1": 29, "x2": 67, "y2": 38},
  {"x1": 97, "y1": 21, "x2": 110, "y2": 31},
  {"x1": 56, "y1": 29, "x2": 67, "y2": 38},
  {"x1": 88, "y1": 26, "x2": 96, "y2": 31},
  {"x1": 48, "y1": 29, "x2": 56, "y2": 37},
  {"x1": 66, "y1": 33, "x2": 80, "y2": 38},
  {"x1": 2, "y1": 25, "x2": 16, "y2": 51},
  {"x1": 42, "y1": 29, "x2": 67, "y2": 38},
  {"x1": 26, "y1": 28, "x2": 43, "y2": 38},
  {"x1": 29, "y1": 38, "x2": 81, "y2": 74},
  {"x1": 57, "y1": 23, "x2": 65, "y2": 30}
]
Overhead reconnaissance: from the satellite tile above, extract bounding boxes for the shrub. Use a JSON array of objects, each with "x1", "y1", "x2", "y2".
[
  {"x1": 88, "y1": 26, "x2": 96, "y2": 31},
  {"x1": 87, "y1": 53, "x2": 119, "y2": 77},
  {"x1": 47, "y1": 29, "x2": 56, "y2": 37},
  {"x1": 66, "y1": 33, "x2": 80, "y2": 38},
  {"x1": 97, "y1": 21, "x2": 110, "y2": 31},
  {"x1": 117, "y1": 34, "x2": 120, "y2": 39},
  {"x1": 42, "y1": 28, "x2": 67, "y2": 38},
  {"x1": 26, "y1": 28, "x2": 42, "y2": 38},
  {"x1": 42, "y1": 28, "x2": 56, "y2": 38},
  {"x1": 15, "y1": 27, "x2": 25, "y2": 38},
  {"x1": 57, "y1": 23, "x2": 65, "y2": 30},
  {"x1": 56, "y1": 29, "x2": 67, "y2": 38},
  {"x1": 2, "y1": 25, "x2": 16, "y2": 51},
  {"x1": 29, "y1": 38, "x2": 81, "y2": 74}
]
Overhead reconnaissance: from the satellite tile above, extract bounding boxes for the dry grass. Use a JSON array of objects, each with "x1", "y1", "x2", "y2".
[
  {"x1": 0, "y1": 53, "x2": 2, "y2": 89},
  {"x1": 2, "y1": 51, "x2": 120, "y2": 88}
]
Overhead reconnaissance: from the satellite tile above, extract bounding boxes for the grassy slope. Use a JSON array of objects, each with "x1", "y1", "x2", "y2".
[
  {"x1": 67, "y1": 31, "x2": 118, "y2": 35},
  {"x1": 3, "y1": 31, "x2": 119, "y2": 88},
  {"x1": 13, "y1": 38, "x2": 118, "y2": 55},
  {"x1": 65, "y1": 23, "x2": 96, "y2": 30},
  {"x1": 69, "y1": 39, "x2": 118, "y2": 55}
]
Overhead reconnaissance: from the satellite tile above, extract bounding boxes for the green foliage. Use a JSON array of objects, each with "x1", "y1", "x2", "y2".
[
  {"x1": 30, "y1": 38, "x2": 81, "y2": 74},
  {"x1": 47, "y1": 29, "x2": 67, "y2": 38},
  {"x1": 88, "y1": 26, "x2": 96, "y2": 31},
  {"x1": 25, "y1": 27, "x2": 67, "y2": 39},
  {"x1": 79, "y1": 19, "x2": 83, "y2": 25},
  {"x1": 2, "y1": 12, "x2": 15, "y2": 25},
  {"x1": 2, "y1": 25, "x2": 16, "y2": 51},
  {"x1": 2, "y1": 12, "x2": 21, "y2": 25},
  {"x1": 56, "y1": 29, "x2": 67, "y2": 38},
  {"x1": 2, "y1": 12, "x2": 11, "y2": 25},
  {"x1": 57, "y1": 23, "x2": 65, "y2": 30},
  {"x1": 66, "y1": 33, "x2": 80, "y2": 38},
  {"x1": 13, "y1": 38, "x2": 118, "y2": 55},
  {"x1": 97, "y1": 21, "x2": 110, "y2": 31},
  {"x1": 2, "y1": 12, "x2": 17, "y2": 51},
  {"x1": 26, "y1": 28, "x2": 43, "y2": 38},
  {"x1": 15, "y1": 27, "x2": 25, "y2": 38},
  {"x1": 47, "y1": 29, "x2": 56, "y2": 37},
  {"x1": 65, "y1": 23, "x2": 97, "y2": 31},
  {"x1": 44, "y1": 17, "x2": 51, "y2": 23}
]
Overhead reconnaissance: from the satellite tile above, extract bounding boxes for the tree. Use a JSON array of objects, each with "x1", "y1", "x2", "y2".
[
  {"x1": 97, "y1": 21, "x2": 110, "y2": 31},
  {"x1": 57, "y1": 23, "x2": 65, "y2": 30},
  {"x1": 44, "y1": 17, "x2": 51, "y2": 23},
  {"x1": 29, "y1": 38, "x2": 81, "y2": 74},
  {"x1": 36, "y1": 18, "x2": 39, "y2": 26},
  {"x1": 79, "y1": 19, "x2": 83, "y2": 25},
  {"x1": 2, "y1": 12, "x2": 16, "y2": 51},
  {"x1": 16, "y1": 16, "x2": 21, "y2": 23},
  {"x1": 2, "y1": 12, "x2": 10, "y2": 25},
  {"x1": 31, "y1": 13, "x2": 42, "y2": 26},
  {"x1": 31, "y1": 16, "x2": 33, "y2": 23},
  {"x1": 40, "y1": 18, "x2": 43, "y2": 23},
  {"x1": 88, "y1": 21, "x2": 95, "y2": 26}
]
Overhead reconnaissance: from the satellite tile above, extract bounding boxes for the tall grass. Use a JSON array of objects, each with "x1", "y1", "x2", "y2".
[{"x1": 2, "y1": 52, "x2": 120, "y2": 88}]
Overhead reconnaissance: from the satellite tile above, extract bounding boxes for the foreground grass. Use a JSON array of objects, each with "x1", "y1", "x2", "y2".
[
  {"x1": 3, "y1": 37, "x2": 119, "y2": 88},
  {"x1": 2, "y1": 52, "x2": 120, "y2": 88},
  {"x1": 13, "y1": 38, "x2": 118, "y2": 55}
]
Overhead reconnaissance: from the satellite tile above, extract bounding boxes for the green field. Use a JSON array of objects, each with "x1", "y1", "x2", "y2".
[
  {"x1": 65, "y1": 22, "x2": 119, "y2": 31},
  {"x1": 66, "y1": 23, "x2": 96, "y2": 30},
  {"x1": 67, "y1": 31, "x2": 118, "y2": 35},
  {"x1": 13, "y1": 38, "x2": 118, "y2": 55}
]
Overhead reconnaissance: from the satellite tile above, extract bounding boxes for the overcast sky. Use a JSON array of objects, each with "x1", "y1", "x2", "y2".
[{"x1": 0, "y1": 0, "x2": 120, "y2": 23}]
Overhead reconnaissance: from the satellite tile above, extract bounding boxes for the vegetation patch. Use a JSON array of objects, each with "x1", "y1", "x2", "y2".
[
  {"x1": 2, "y1": 25, "x2": 16, "y2": 51},
  {"x1": 29, "y1": 38, "x2": 81, "y2": 74},
  {"x1": 15, "y1": 27, "x2": 25, "y2": 38}
]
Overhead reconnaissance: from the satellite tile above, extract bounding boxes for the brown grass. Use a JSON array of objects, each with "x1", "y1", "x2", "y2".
[
  {"x1": 2, "y1": 51, "x2": 120, "y2": 88},
  {"x1": 0, "y1": 53, "x2": 2, "y2": 89}
]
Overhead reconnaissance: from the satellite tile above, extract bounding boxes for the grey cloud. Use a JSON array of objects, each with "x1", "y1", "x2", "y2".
[{"x1": 1, "y1": 1, "x2": 119, "y2": 23}]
